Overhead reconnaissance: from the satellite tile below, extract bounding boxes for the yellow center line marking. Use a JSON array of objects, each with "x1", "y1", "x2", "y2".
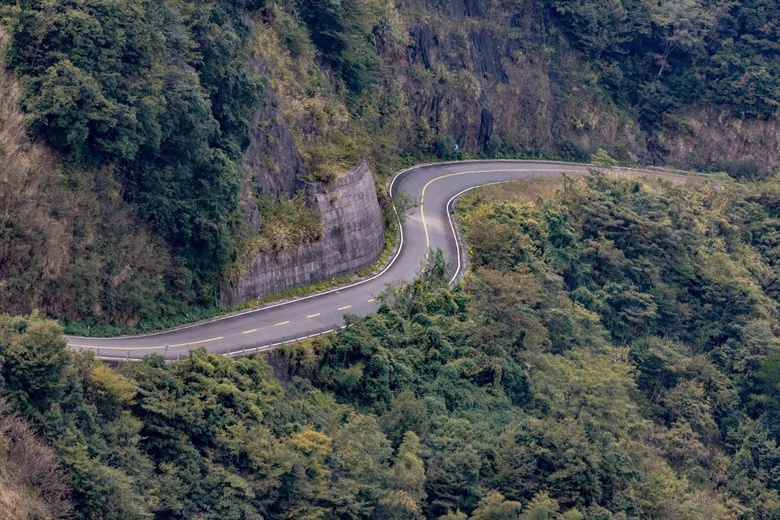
[
  {"x1": 170, "y1": 337, "x2": 223, "y2": 348},
  {"x1": 72, "y1": 168, "x2": 593, "y2": 355},
  {"x1": 70, "y1": 336, "x2": 223, "y2": 351},
  {"x1": 307, "y1": 313, "x2": 321, "y2": 318},
  {"x1": 420, "y1": 169, "x2": 576, "y2": 248}
]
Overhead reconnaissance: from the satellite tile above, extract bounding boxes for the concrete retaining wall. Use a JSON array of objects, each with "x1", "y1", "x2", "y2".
[{"x1": 221, "y1": 160, "x2": 384, "y2": 305}]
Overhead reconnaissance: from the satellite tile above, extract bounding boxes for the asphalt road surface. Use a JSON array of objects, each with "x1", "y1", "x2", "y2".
[{"x1": 65, "y1": 160, "x2": 640, "y2": 360}]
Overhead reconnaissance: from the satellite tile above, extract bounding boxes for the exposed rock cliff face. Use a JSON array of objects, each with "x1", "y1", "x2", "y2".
[
  {"x1": 222, "y1": 161, "x2": 384, "y2": 305},
  {"x1": 395, "y1": 0, "x2": 645, "y2": 162},
  {"x1": 243, "y1": 79, "x2": 307, "y2": 198},
  {"x1": 394, "y1": 0, "x2": 780, "y2": 170}
]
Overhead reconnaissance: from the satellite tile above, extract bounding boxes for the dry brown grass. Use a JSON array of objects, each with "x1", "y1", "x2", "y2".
[
  {"x1": 469, "y1": 169, "x2": 706, "y2": 205},
  {"x1": 0, "y1": 24, "x2": 72, "y2": 276},
  {"x1": 0, "y1": 399, "x2": 73, "y2": 519},
  {"x1": 0, "y1": 24, "x2": 176, "y2": 325}
]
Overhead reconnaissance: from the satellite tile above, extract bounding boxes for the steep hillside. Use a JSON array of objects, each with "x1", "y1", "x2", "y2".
[
  {"x1": 388, "y1": 0, "x2": 644, "y2": 160},
  {"x1": 2, "y1": 0, "x2": 780, "y2": 328},
  {"x1": 0, "y1": 25, "x2": 186, "y2": 327},
  {"x1": 6, "y1": 175, "x2": 780, "y2": 518}
]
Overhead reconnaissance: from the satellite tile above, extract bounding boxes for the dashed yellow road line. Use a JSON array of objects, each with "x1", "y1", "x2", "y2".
[
  {"x1": 70, "y1": 336, "x2": 223, "y2": 351},
  {"x1": 307, "y1": 313, "x2": 321, "y2": 318},
  {"x1": 275, "y1": 321, "x2": 290, "y2": 326},
  {"x1": 242, "y1": 329, "x2": 257, "y2": 335},
  {"x1": 170, "y1": 337, "x2": 223, "y2": 347},
  {"x1": 338, "y1": 305, "x2": 352, "y2": 311}
]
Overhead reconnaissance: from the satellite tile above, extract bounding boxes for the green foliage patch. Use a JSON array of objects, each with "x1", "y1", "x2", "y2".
[
  {"x1": 2, "y1": 0, "x2": 263, "y2": 294},
  {"x1": 547, "y1": 0, "x2": 780, "y2": 123},
  {"x1": 6, "y1": 175, "x2": 780, "y2": 518}
]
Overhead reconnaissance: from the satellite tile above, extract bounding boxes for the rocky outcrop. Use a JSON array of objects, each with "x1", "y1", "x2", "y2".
[
  {"x1": 243, "y1": 68, "x2": 307, "y2": 197},
  {"x1": 222, "y1": 161, "x2": 384, "y2": 305},
  {"x1": 239, "y1": 55, "x2": 310, "y2": 233},
  {"x1": 398, "y1": 2, "x2": 645, "y2": 161},
  {"x1": 469, "y1": 30, "x2": 509, "y2": 83},
  {"x1": 431, "y1": 0, "x2": 486, "y2": 18},
  {"x1": 400, "y1": 0, "x2": 780, "y2": 168}
]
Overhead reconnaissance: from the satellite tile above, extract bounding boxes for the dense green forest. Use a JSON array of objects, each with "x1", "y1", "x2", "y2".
[
  {"x1": 4, "y1": 173, "x2": 780, "y2": 518},
  {"x1": 1, "y1": 0, "x2": 264, "y2": 312},
  {"x1": 548, "y1": 0, "x2": 780, "y2": 122},
  {"x1": 2, "y1": 0, "x2": 780, "y2": 327},
  {"x1": 3, "y1": 1, "x2": 780, "y2": 517}
]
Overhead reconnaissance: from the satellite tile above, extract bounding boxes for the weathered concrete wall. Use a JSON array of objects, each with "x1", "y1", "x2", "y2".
[{"x1": 222, "y1": 161, "x2": 384, "y2": 305}]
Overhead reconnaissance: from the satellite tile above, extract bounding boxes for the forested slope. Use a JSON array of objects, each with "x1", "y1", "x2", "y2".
[
  {"x1": 0, "y1": 1, "x2": 262, "y2": 329},
  {"x1": 4, "y1": 173, "x2": 780, "y2": 518},
  {"x1": 2, "y1": 1, "x2": 780, "y2": 517},
  {"x1": 1, "y1": 0, "x2": 779, "y2": 326}
]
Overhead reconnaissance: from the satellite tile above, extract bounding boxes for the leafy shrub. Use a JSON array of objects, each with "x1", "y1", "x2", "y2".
[
  {"x1": 298, "y1": 0, "x2": 384, "y2": 94},
  {"x1": 3, "y1": 0, "x2": 263, "y2": 291}
]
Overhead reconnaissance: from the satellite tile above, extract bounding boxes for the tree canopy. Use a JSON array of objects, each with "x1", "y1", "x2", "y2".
[
  {"x1": 2, "y1": 0, "x2": 263, "y2": 293},
  {"x1": 4, "y1": 174, "x2": 780, "y2": 518}
]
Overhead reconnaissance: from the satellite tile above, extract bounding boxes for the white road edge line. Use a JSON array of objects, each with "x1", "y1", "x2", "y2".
[
  {"x1": 74, "y1": 161, "x2": 580, "y2": 349},
  {"x1": 80, "y1": 161, "x2": 574, "y2": 344},
  {"x1": 446, "y1": 179, "x2": 519, "y2": 285},
  {"x1": 74, "y1": 159, "x2": 705, "y2": 360},
  {"x1": 68, "y1": 189, "x2": 406, "y2": 343}
]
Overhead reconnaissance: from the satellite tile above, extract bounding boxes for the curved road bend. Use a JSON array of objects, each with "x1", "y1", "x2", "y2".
[{"x1": 68, "y1": 160, "x2": 670, "y2": 360}]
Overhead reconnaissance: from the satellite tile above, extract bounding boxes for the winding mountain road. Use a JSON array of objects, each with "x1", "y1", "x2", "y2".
[{"x1": 67, "y1": 160, "x2": 683, "y2": 360}]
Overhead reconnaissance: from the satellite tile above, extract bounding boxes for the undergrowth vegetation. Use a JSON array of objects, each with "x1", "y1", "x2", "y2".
[
  {"x1": 4, "y1": 175, "x2": 780, "y2": 518},
  {"x1": 0, "y1": 398, "x2": 72, "y2": 519},
  {"x1": 2, "y1": 0, "x2": 780, "y2": 330}
]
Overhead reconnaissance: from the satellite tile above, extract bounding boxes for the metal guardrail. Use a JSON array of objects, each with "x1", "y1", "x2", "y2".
[
  {"x1": 221, "y1": 325, "x2": 348, "y2": 359},
  {"x1": 85, "y1": 159, "x2": 713, "y2": 362},
  {"x1": 83, "y1": 325, "x2": 350, "y2": 362}
]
